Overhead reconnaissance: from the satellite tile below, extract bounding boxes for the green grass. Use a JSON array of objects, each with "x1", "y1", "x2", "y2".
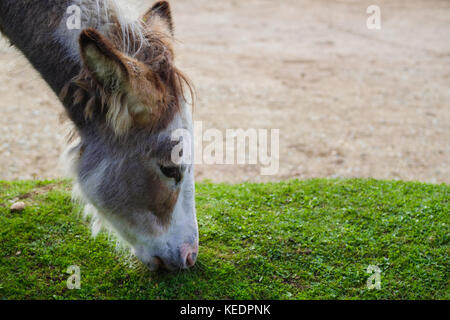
[{"x1": 0, "y1": 179, "x2": 448, "y2": 300}]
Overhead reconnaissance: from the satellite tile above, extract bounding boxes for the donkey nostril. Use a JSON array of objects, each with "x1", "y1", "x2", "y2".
[
  {"x1": 180, "y1": 243, "x2": 198, "y2": 268},
  {"x1": 186, "y1": 252, "x2": 197, "y2": 267}
]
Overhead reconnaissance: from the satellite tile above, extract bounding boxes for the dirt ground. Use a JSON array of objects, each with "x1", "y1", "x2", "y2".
[{"x1": 0, "y1": 0, "x2": 449, "y2": 183}]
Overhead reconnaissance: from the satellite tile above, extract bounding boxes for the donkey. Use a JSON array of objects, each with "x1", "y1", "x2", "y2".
[{"x1": 0, "y1": 0, "x2": 198, "y2": 271}]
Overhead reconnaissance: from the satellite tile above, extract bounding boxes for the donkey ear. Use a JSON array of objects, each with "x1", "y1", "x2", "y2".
[
  {"x1": 79, "y1": 28, "x2": 129, "y2": 90},
  {"x1": 142, "y1": 1, "x2": 174, "y2": 35}
]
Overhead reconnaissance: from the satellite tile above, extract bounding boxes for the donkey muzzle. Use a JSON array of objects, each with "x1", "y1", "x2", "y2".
[{"x1": 146, "y1": 243, "x2": 198, "y2": 271}]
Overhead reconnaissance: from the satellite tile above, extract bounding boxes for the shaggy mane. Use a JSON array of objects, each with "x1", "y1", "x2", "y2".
[{"x1": 60, "y1": 0, "x2": 194, "y2": 137}]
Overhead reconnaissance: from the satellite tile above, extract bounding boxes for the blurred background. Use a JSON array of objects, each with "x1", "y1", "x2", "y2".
[{"x1": 0, "y1": 0, "x2": 448, "y2": 183}]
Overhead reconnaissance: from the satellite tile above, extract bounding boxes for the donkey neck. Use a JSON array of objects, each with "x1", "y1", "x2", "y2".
[
  {"x1": 0, "y1": 0, "x2": 81, "y2": 94},
  {"x1": 0, "y1": 0, "x2": 115, "y2": 128}
]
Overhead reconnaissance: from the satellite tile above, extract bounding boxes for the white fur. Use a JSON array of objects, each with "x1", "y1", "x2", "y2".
[
  {"x1": 55, "y1": 0, "x2": 148, "y2": 63},
  {"x1": 133, "y1": 101, "x2": 198, "y2": 266},
  {"x1": 61, "y1": 101, "x2": 198, "y2": 269}
]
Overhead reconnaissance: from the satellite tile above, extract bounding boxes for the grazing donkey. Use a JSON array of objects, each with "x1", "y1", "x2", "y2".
[{"x1": 0, "y1": 0, "x2": 198, "y2": 271}]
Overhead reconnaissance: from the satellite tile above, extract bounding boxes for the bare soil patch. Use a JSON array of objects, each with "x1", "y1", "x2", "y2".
[{"x1": 0, "y1": 0, "x2": 448, "y2": 183}]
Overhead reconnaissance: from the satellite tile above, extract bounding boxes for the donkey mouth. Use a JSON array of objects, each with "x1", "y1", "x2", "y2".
[
  {"x1": 145, "y1": 252, "x2": 197, "y2": 271},
  {"x1": 145, "y1": 256, "x2": 165, "y2": 271},
  {"x1": 146, "y1": 256, "x2": 177, "y2": 271}
]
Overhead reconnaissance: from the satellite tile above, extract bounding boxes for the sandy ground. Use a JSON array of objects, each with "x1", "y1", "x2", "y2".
[{"x1": 0, "y1": 0, "x2": 449, "y2": 183}]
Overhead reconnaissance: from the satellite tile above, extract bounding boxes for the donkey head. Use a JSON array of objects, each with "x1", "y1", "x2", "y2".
[{"x1": 66, "y1": 1, "x2": 197, "y2": 271}]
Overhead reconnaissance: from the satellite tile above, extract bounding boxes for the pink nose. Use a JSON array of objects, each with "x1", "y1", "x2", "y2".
[{"x1": 181, "y1": 243, "x2": 198, "y2": 268}]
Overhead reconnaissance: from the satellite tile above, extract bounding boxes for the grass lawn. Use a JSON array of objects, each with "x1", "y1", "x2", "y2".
[{"x1": 0, "y1": 179, "x2": 448, "y2": 299}]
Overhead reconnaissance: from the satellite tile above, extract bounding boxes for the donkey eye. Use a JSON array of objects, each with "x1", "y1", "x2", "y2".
[{"x1": 160, "y1": 165, "x2": 182, "y2": 183}]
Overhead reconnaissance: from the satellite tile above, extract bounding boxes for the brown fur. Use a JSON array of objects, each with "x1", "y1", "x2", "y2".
[
  {"x1": 145, "y1": 1, "x2": 175, "y2": 35},
  {"x1": 60, "y1": 3, "x2": 194, "y2": 138}
]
